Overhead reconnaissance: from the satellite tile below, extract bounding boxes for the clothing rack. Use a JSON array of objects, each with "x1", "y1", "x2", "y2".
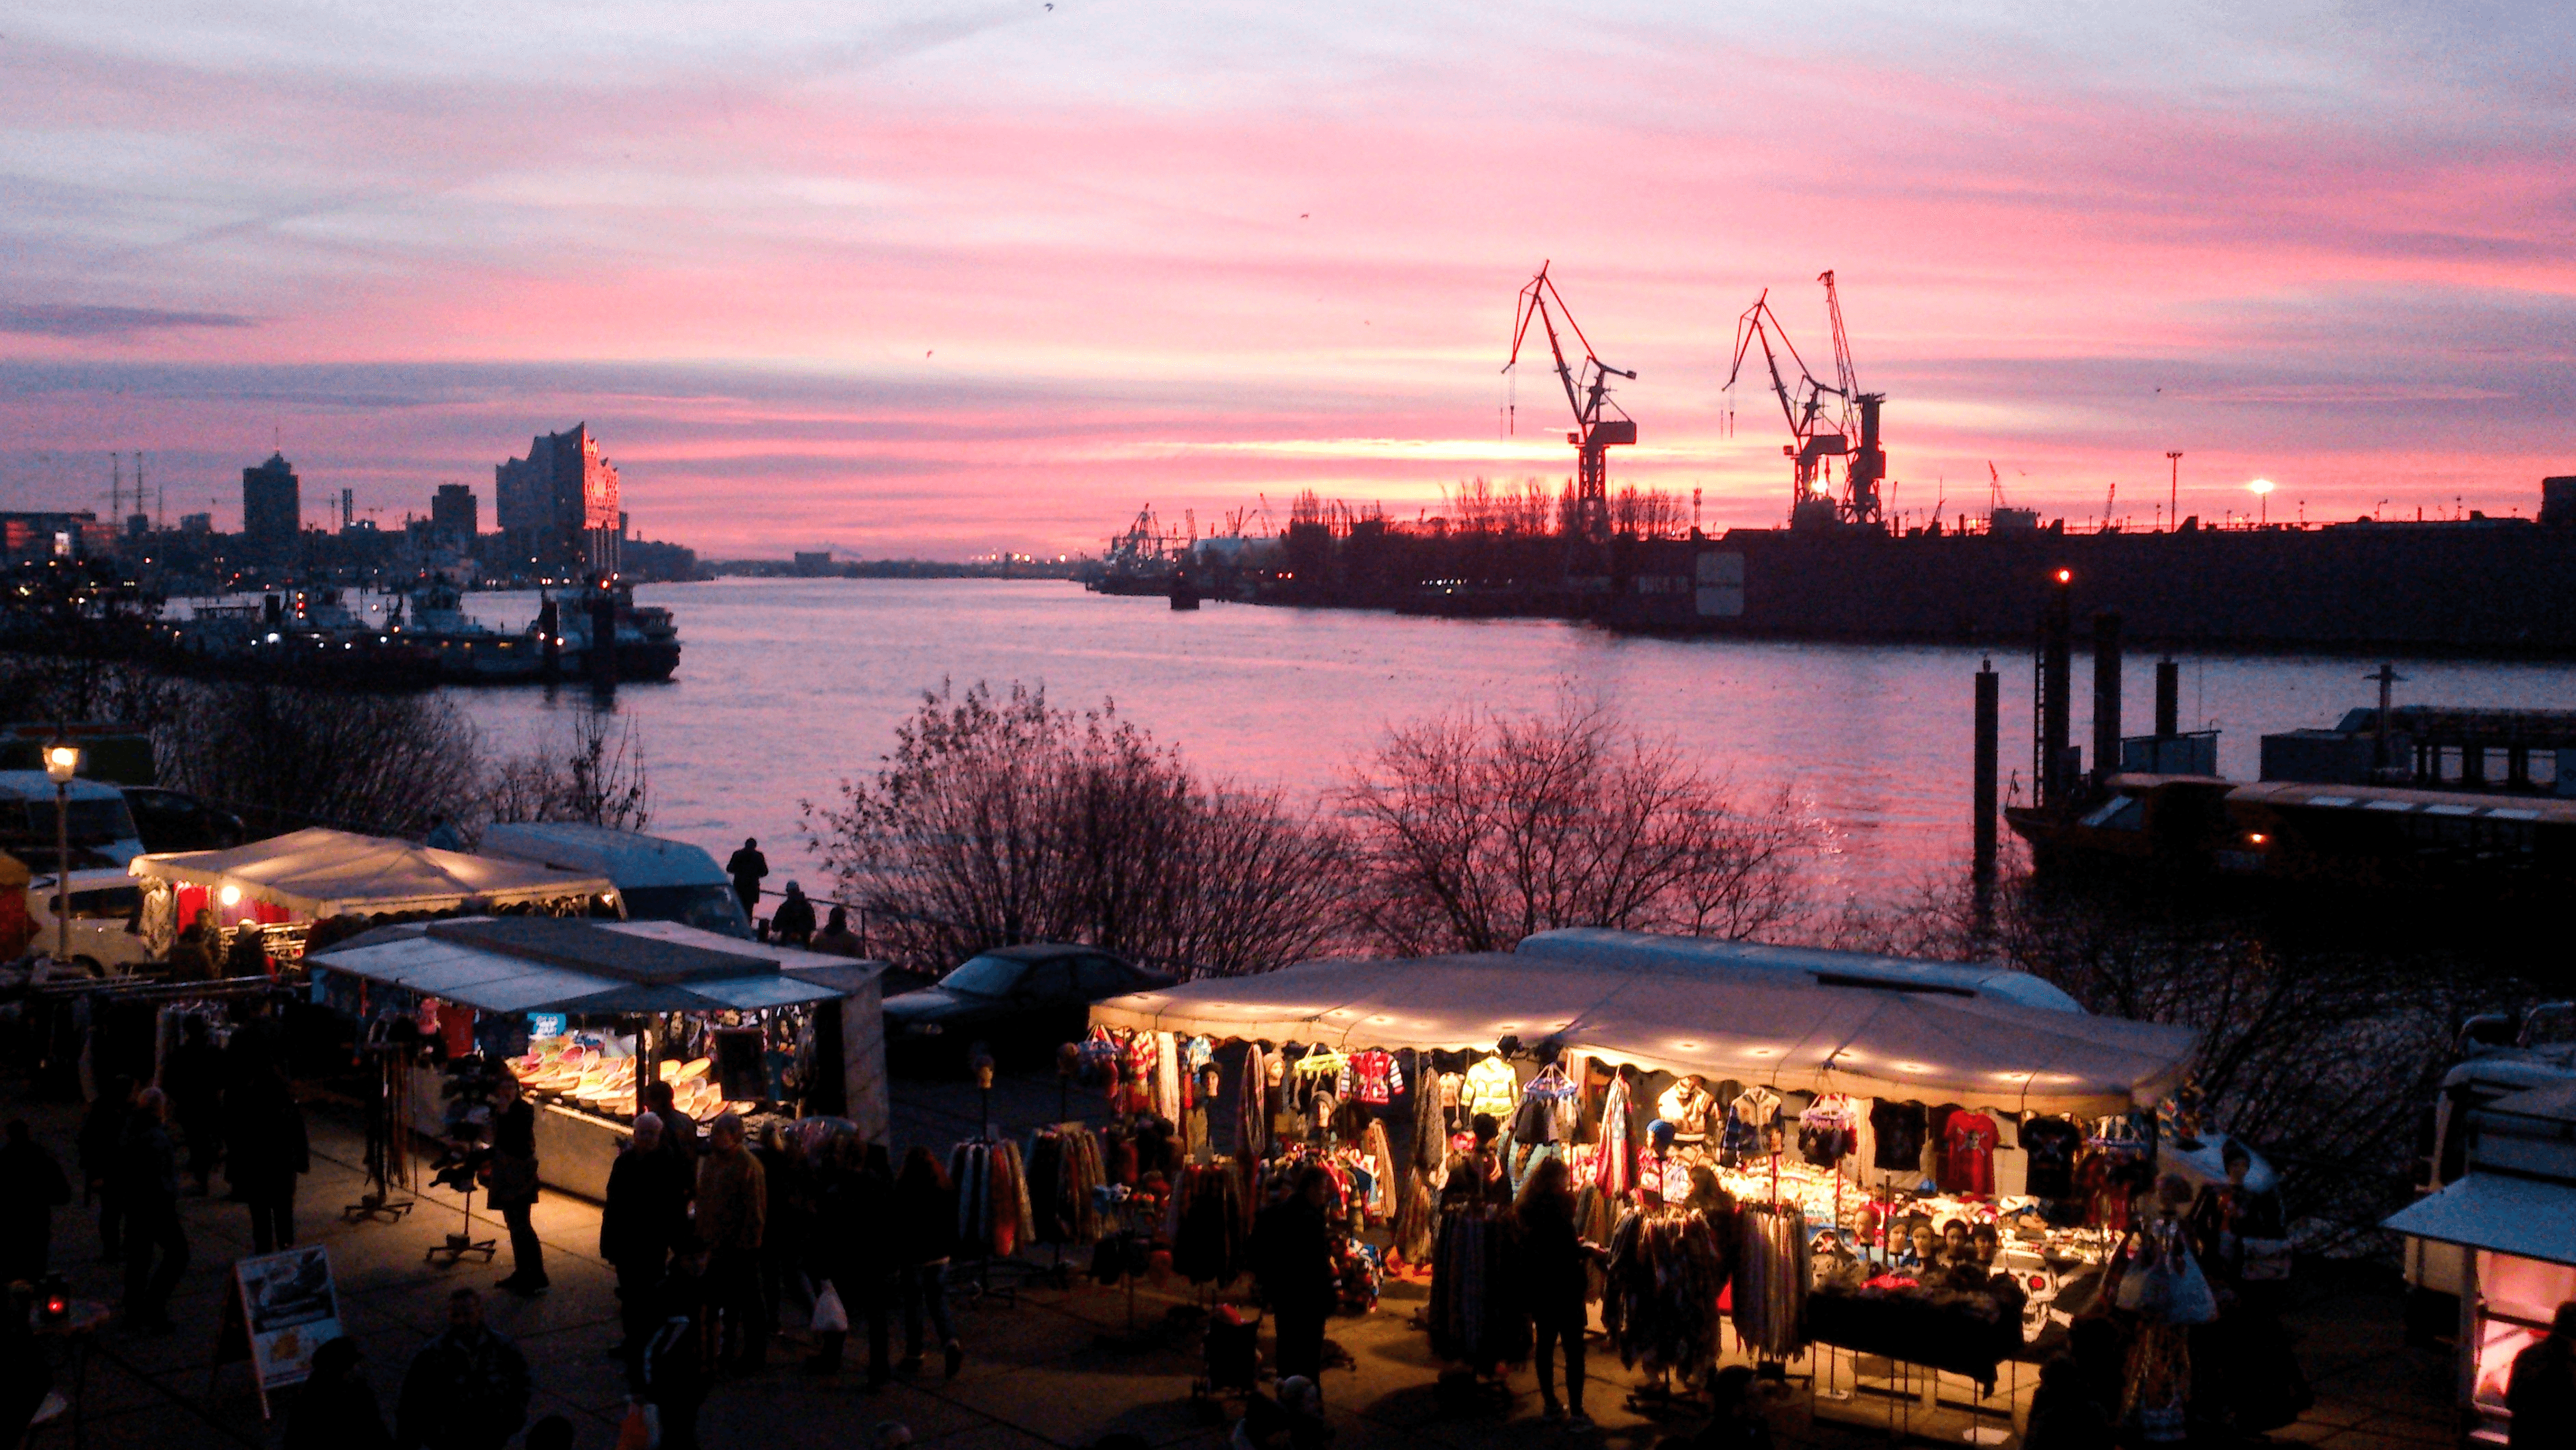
[{"x1": 342, "y1": 1036, "x2": 417, "y2": 1226}]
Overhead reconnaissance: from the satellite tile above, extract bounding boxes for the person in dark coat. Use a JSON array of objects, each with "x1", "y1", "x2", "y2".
[
  {"x1": 163, "y1": 1016, "x2": 225, "y2": 1194},
  {"x1": 1694, "y1": 1366, "x2": 1773, "y2": 1450},
  {"x1": 1, "y1": 1119, "x2": 73, "y2": 1283},
  {"x1": 228, "y1": 1065, "x2": 311, "y2": 1252},
  {"x1": 2508, "y1": 1302, "x2": 2576, "y2": 1450},
  {"x1": 754, "y1": 1121, "x2": 817, "y2": 1367},
  {"x1": 890, "y1": 1146, "x2": 961, "y2": 1379},
  {"x1": 286, "y1": 1334, "x2": 392, "y2": 1450},
  {"x1": 641, "y1": 1237, "x2": 714, "y2": 1450},
  {"x1": 77, "y1": 1075, "x2": 135, "y2": 1261},
  {"x1": 642, "y1": 1080, "x2": 700, "y2": 1181},
  {"x1": 486, "y1": 1072, "x2": 547, "y2": 1294},
  {"x1": 2022, "y1": 1356, "x2": 2114, "y2": 1450},
  {"x1": 724, "y1": 839, "x2": 767, "y2": 919},
  {"x1": 769, "y1": 882, "x2": 816, "y2": 947},
  {"x1": 1252, "y1": 1165, "x2": 1337, "y2": 1390},
  {"x1": 1515, "y1": 1155, "x2": 1605, "y2": 1427},
  {"x1": 396, "y1": 1289, "x2": 530, "y2": 1450},
  {"x1": 118, "y1": 1088, "x2": 189, "y2": 1330},
  {"x1": 807, "y1": 1139, "x2": 895, "y2": 1384},
  {"x1": 601, "y1": 1113, "x2": 691, "y2": 1367}
]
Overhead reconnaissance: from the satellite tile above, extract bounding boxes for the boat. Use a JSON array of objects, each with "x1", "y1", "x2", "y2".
[{"x1": 159, "y1": 578, "x2": 681, "y2": 685}]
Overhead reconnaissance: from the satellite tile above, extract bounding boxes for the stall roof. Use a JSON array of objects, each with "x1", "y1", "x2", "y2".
[
  {"x1": 131, "y1": 828, "x2": 614, "y2": 917},
  {"x1": 1091, "y1": 943, "x2": 2198, "y2": 1116},
  {"x1": 2381, "y1": 1174, "x2": 2576, "y2": 1267},
  {"x1": 1516, "y1": 930, "x2": 2086, "y2": 1013},
  {"x1": 307, "y1": 916, "x2": 870, "y2": 1014}
]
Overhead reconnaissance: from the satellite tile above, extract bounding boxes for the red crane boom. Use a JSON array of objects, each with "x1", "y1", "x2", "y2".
[{"x1": 1507, "y1": 262, "x2": 1635, "y2": 545}]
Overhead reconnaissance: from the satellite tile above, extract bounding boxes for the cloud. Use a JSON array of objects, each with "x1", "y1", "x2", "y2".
[{"x1": 0, "y1": 304, "x2": 259, "y2": 339}]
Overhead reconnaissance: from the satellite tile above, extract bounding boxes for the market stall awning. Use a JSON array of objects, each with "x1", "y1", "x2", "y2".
[
  {"x1": 307, "y1": 916, "x2": 858, "y2": 1014},
  {"x1": 1517, "y1": 929, "x2": 2086, "y2": 1013},
  {"x1": 1091, "y1": 945, "x2": 2198, "y2": 1116},
  {"x1": 132, "y1": 828, "x2": 615, "y2": 918},
  {"x1": 2382, "y1": 1174, "x2": 2576, "y2": 1267}
]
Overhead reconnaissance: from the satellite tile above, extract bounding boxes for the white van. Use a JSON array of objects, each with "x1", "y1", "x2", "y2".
[
  {"x1": 25, "y1": 868, "x2": 155, "y2": 973},
  {"x1": 0, "y1": 772, "x2": 148, "y2": 869},
  {"x1": 476, "y1": 822, "x2": 754, "y2": 938}
]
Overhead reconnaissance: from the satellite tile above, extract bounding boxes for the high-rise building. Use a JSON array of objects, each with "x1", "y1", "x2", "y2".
[
  {"x1": 432, "y1": 483, "x2": 478, "y2": 542},
  {"x1": 241, "y1": 452, "x2": 300, "y2": 545},
  {"x1": 495, "y1": 423, "x2": 620, "y2": 577}
]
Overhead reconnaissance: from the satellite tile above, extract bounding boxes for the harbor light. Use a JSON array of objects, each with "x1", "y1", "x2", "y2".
[{"x1": 2250, "y1": 477, "x2": 2275, "y2": 525}]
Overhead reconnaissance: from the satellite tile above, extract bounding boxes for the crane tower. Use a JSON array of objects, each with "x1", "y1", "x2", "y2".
[
  {"x1": 1726, "y1": 271, "x2": 1887, "y2": 531},
  {"x1": 1506, "y1": 263, "x2": 1635, "y2": 546}
]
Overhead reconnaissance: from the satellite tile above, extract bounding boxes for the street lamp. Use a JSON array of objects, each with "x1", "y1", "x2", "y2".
[
  {"x1": 2248, "y1": 478, "x2": 2275, "y2": 527},
  {"x1": 43, "y1": 742, "x2": 80, "y2": 964}
]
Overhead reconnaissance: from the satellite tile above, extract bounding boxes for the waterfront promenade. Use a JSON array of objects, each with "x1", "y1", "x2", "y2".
[{"x1": 1, "y1": 1076, "x2": 2462, "y2": 1450}]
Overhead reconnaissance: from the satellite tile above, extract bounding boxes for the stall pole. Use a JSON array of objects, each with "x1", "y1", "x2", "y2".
[{"x1": 636, "y1": 1018, "x2": 653, "y2": 1121}]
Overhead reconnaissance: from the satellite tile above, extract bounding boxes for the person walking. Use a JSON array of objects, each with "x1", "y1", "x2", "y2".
[
  {"x1": 1252, "y1": 1165, "x2": 1337, "y2": 1392},
  {"x1": 724, "y1": 839, "x2": 768, "y2": 921},
  {"x1": 118, "y1": 1088, "x2": 189, "y2": 1330},
  {"x1": 163, "y1": 1016, "x2": 225, "y2": 1194},
  {"x1": 754, "y1": 1121, "x2": 817, "y2": 1362},
  {"x1": 486, "y1": 1071, "x2": 547, "y2": 1295},
  {"x1": 642, "y1": 1080, "x2": 700, "y2": 1178},
  {"x1": 811, "y1": 906, "x2": 863, "y2": 958},
  {"x1": 641, "y1": 1237, "x2": 714, "y2": 1450},
  {"x1": 769, "y1": 882, "x2": 816, "y2": 947},
  {"x1": 2023, "y1": 1356, "x2": 2114, "y2": 1450},
  {"x1": 890, "y1": 1146, "x2": 962, "y2": 1380},
  {"x1": 692, "y1": 1111, "x2": 768, "y2": 1369},
  {"x1": 2508, "y1": 1302, "x2": 2576, "y2": 1450},
  {"x1": 396, "y1": 1289, "x2": 530, "y2": 1450},
  {"x1": 0, "y1": 1119, "x2": 72, "y2": 1283},
  {"x1": 286, "y1": 1335, "x2": 392, "y2": 1450},
  {"x1": 808, "y1": 1139, "x2": 895, "y2": 1384},
  {"x1": 1516, "y1": 1154, "x2": 1605, "y2": 1429},
  {"x1": 78, "y1": 1074, "x2": 135, "y2": 1261},
  {"x1": 230, "y1": 1064, "x2": 311, "y2": 1253},
  {"x1": 602, "y1": 1113, "x2": 691, "y2": 1367}
]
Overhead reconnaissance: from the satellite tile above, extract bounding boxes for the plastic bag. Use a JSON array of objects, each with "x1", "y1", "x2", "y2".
[
  {"x1": 2164, "y1": 1248, "x2": 2219, "y2": 1325},
  {"x1": 812, "y1": 1280, "x2": 850, "y2": 1334}
]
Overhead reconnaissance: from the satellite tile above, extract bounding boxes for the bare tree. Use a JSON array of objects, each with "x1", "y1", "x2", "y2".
[
  {"x1": 153, "y1": 680, "x2": 484, "y2": 839},
  {"x1": 484, "y1": 707, "x2": 653, "y2": 834},
  {"x1": 804, "y1": 680, "x2": 1352, "y2": 977},
  {"x1": 1343, "y1": 694, "x2": 1810, "y2": 953}
]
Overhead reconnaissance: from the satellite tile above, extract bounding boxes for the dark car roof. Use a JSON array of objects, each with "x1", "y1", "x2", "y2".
[{"x1": 978, "y1": 942, "x2": 1118, "y2": 963}]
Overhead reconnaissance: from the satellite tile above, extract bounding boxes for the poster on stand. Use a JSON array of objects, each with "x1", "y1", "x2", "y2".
[{"x1": 215, "y1": 1245, "x2": 343, "y2": 1416}]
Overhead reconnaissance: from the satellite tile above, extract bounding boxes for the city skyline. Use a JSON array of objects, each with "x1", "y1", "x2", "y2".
[{"x1": 3, "y1": 1, "x2": 2569, "y2": 556}]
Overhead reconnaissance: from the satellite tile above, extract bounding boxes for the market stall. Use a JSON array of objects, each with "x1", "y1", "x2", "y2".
[
  {"x1": 2382, "y1": 1081, "x2": 2576, "y2": 1442},
  {"x1": 131, "y1": 828, "x2": 619, "y2": 971},
  {"x1": 306, "y1": 915, "x2": 887, "y2": 1200},
  {"x1": 1087, "y1": 931, "x2": 2206, "y2": 1434}
]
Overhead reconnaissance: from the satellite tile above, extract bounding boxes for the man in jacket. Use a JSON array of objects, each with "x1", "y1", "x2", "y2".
[
  {"x1": 693, "y1": 1112, "x2": 767, "y2": 1369},
  {"x1": 1252, "y1": 1167, "x2": 1338, "y2": 1387},
  {"x1": 77, "y1": 1075, "x2": 135, "y2": 1260},
  {"x1": 602, "y1": 1113, "x2": 691, "y2": 1368},
  {"x1": 770, "y1": 882, "x2": 817, "y2": 946},
  {"x1": 642, "y1": 1237, "x2": 713, "y2": 1450},
  {"x1": 163, "y1": 1016, "x2": 225, "y2": 1195},
  {"x1": 724, "y1": 839, "x2": 767, "y2": 919},
  {"x1": 118, "y1": 1088, "x2": 189, "y2": 1330},
  {"x1": 397, "y1": 1289, "x2": 530, "y2": 1450},
  {"x1": 0, "y1": 1119, "x2": 73, "y2": 1282},
  {"x1": 2508, "y1": 1302, "x2": 2576, "y2": 1450},
  {"x1": 486, "y1": 1072, "x2": 547, "y2": 1295},
  {"x1": 228, "y1": 1065, "x2": 311, "y2": 1252}
]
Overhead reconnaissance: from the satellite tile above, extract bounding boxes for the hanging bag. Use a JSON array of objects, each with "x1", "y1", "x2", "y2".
[
  {"x1": 2164, "y1": 1247, "x2": 2219, "y2": 1325},
  {"x1": 811, "y1": 1279, "x2": 850, "y2": 1334}
]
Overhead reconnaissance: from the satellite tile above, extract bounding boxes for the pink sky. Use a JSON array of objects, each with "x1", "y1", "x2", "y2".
[{"x1": 3, "y1": 1, "x2": 2571, "y2": 555}]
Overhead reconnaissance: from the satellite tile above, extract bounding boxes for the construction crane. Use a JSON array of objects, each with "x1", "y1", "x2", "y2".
[
  {"x1": 1726, "y1": 271, "x2": 1887, "y2": 530},
  {"x1": 1506, "y1": 263, "x2": 1635, "y2": 545}
]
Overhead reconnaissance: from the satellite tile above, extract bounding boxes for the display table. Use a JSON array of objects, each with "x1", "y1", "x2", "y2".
[{"x1": 1806, "y1": 1287, "x2": 2025, "y2": 1386}]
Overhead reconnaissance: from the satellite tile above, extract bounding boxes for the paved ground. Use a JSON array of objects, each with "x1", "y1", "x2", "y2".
[{"x1": 3, "y1": 1072, "x2": 2469, "y2": 1450}]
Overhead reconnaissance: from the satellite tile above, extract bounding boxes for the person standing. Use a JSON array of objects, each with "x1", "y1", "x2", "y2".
[
  {"x1": 231, "y1": 1064, "x2": 311, "y2": 1253},
  {"x1": 486, "y1": 1071, "x2": 547, "y2": 1295},
  {"x1": 1516, "y1": 1155, "x2": 1605, "y2": 1429},
  {"x1": 163, "y1": 1016, "x2": 225, "y2": 1194},
  {"x1": 1252, "y1": 1165, "x2": 1337, "y2": 1392},
  {"x1": 602, "y1": 1113, "x2": 690, "y2": 1366},
  {"x1": 118, "y1": 1088, "x2": 189, "y2": 1330},
  {"x1": 808, "y1": 1139, "x2": 895, "y2": 1384},
  {"x1": 769, "y1": 882, "x2": 816, "y2": 947},
  {"x1": 724, "y1": 839, "x2": 768, "y2": 920},
  {"x1": 0, "y1": 1120, "x2": 72, "y2": 1282},
  {"x1": 78, "y1": 1075, "x2": 135, "y2": 1261},
  {"x1": 2508, "y1": 1302, "x2": 2576, "y2": 1450},
  {"x1": 754, "y1": 1122, "x2": 816, "y2": 1362},
  {"x1": 692, "y1": 1112, "x2": 768, "y2": 1369},
  {"x1": 286, "y1": 1335, "x2": 392, "y2": 1450},
  {"x1": 641, "y1": 1237, "x2": 714, "y2": 1450},
  {"x1": 396, "y1": 1289, "x2": 530, "y2": 1450},
  {"x1": 890, "y1": 1147, "x2": 962, "y2": 1380},
  {"x1": 811, "y1": 906, "x2": 863, "y2": 958}
]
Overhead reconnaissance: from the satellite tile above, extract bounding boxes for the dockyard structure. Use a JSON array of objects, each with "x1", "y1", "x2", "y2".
[{"x1": 496, "y1": 423, "x2": 621, "y2": 579}]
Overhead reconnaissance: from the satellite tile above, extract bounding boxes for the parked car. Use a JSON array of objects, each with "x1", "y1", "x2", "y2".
[
  {"x1": 476, "y1": 822, "x2": 752, "y2": 937},
  {"x1": 0, "y1": 772, "x2": 147, "y2": 869},
  {"x1": 882, "y1": 944, "x2": 1172, "y2": 1064},
  {"x1": 120, "y1": 787, "x2": 246, "y2": 854},
  {"x1": 25, "y1": 869, "x2": 154, "y2": 974}
]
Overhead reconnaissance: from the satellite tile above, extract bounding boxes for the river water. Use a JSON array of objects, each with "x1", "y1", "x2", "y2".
[{"x1": 441, "y1": 579, "x2": 2576, "y2": 909}]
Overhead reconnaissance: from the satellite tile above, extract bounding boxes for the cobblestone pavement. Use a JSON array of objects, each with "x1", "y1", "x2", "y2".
[{"x1": 1, "y1": 1073, "x2": 2464, "y2": 1450}]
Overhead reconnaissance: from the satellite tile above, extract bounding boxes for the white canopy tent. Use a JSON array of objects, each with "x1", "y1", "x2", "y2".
[
  {"x1": 133, "y1": 828, "x2": 615, "y2": 923},
  {"x1": 1092, "y1": 943, "x2": 2198, "y2": 1118}
]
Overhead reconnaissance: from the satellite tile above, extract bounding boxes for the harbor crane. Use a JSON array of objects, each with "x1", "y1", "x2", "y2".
[
  {"x1": 1726, "y1": 270, "x2": 1887, "y2": 530},
  {"x1": 1506, "y1": 263, "x2": 1635, "y2": 545}
]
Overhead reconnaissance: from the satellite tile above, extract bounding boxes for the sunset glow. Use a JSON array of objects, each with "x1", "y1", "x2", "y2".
[{"x1": 4, "y1": 1, "x2": 2570, "y2": 554}]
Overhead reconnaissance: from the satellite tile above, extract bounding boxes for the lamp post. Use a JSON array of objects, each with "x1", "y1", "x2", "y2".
[
  {"x1": 44, "y1": 742, "x2": 81, "y2": 963},
  {"x1": 2250, "y1": 478, "x2": 2274, "y2": 527}
]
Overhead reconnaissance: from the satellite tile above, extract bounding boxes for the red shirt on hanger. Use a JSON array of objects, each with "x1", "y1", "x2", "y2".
[{"x1": 1943, "y1": 1109, "x2": 2000, "y2": 1196}]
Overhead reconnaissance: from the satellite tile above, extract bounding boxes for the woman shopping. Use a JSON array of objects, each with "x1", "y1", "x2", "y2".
[{"x1": 1516, "y1": 1155, "x2": 1607, "y2": 1430}]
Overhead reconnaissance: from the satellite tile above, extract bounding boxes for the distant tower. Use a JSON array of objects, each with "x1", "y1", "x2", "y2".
[
  {"x1": 341, "y1": 488, "x2": 355, "y2": 530},
  {"x1": 241, "y1": 452, "x2": 300, "y2": 546},
  {"x1": 432, "y1": 483, "x2": 479, "y2": 543}
]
